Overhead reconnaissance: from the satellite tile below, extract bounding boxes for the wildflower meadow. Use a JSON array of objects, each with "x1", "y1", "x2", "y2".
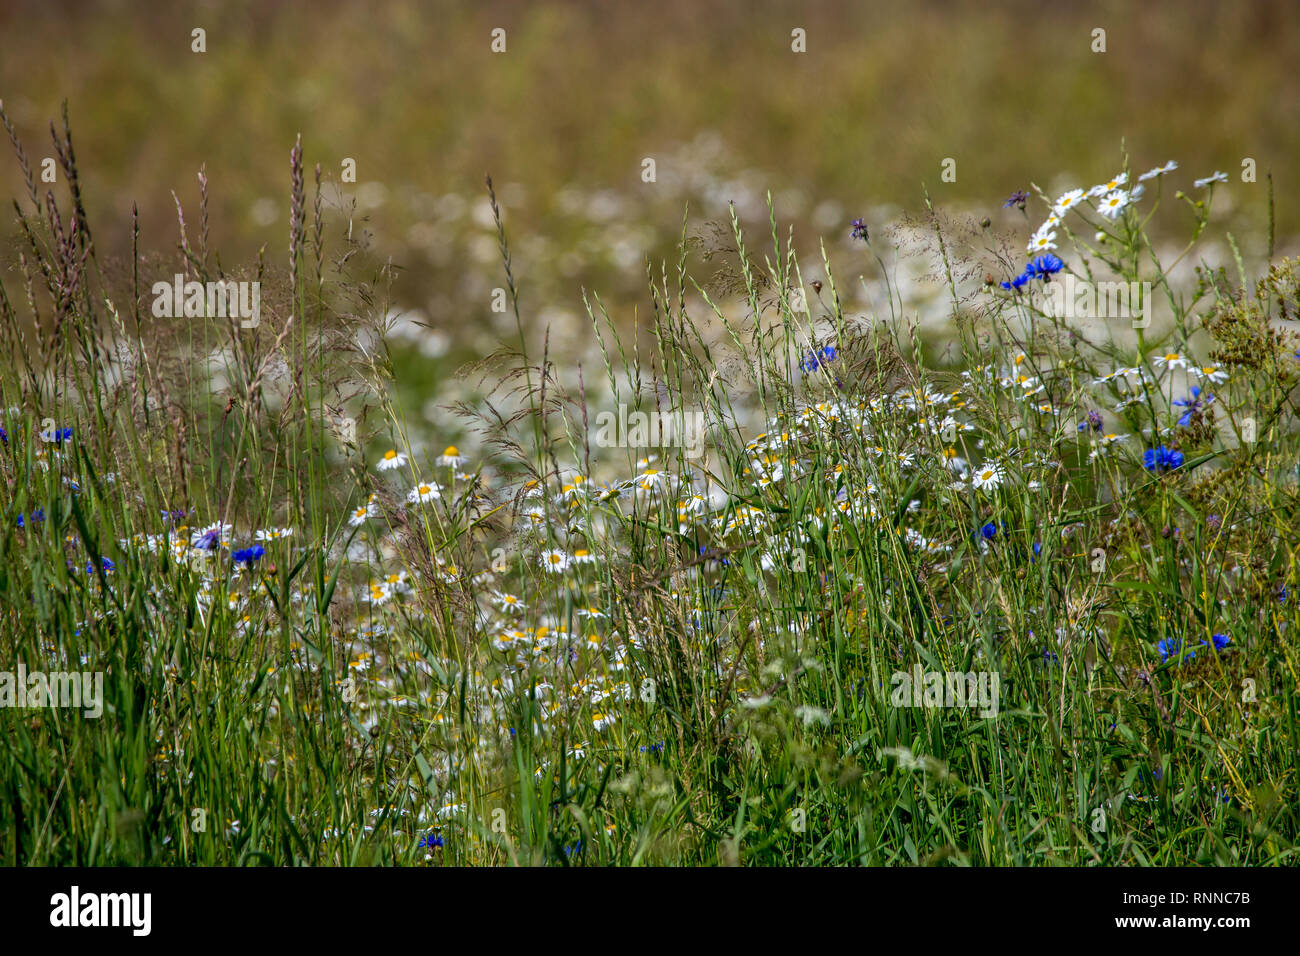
[
  {"x1": 0, "y1": 11, "x2": 1296, "y2": 926},
  {"x1": 2, "y1": 104, "x2": 1296, "y2": 873}
]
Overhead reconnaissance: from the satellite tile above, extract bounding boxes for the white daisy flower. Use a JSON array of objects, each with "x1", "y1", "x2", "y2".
[
  {"x1": 632, "y1": 468, "x2": 667, "y2": 492},
  {"x1": 1097, "y1": 190, "x2": 1131, "y2": 220},
  {"x1": 1193, "y1": 171, "x2": 1228, "y2": 188},
  {"x1": 539, "y1": 549, "x2": 570, "y2": 573},
  {"x1": 1089, "y1": 172, "x2": 1128, "y2": 197},
  {"x1": 556, "y1": 475, "x2": 588, "y2": 502},
  {"x1": 1051, "y1": 188, "x2": 1087, "y2": 217},
  {"x1": 677, "y1": 493, "x2": 708, "y2": 517},
  {"x1": 1027, "y1": 228, "x2": 1058, "y2": 254},
  {"x1": 406, "y1": 481, "x2": 442, "y2": 504},
  {"x1": 1190, "y1": 364, "x2": 1229, "y2": 384},
  {"x1": 436, "y1": 445, "x2": 468, "y2": 468},
  {"x1": 1151, "y1": 351, "x2": 1189, "y2": 371},
  {"x1": 348, "y1": 497, "x2": 378, "y2": 527},
  {"x1": 492, "y1": 629, "x2": 523, "y2": 652},
  {"x1": 570, "y1": 548, "x2": 598, "y2": 565},
  {"x1": 254, "y1": 527, "x2": 294, "y2": 541},
  {"x1": 376, "y1": 449, "x2": 408, "y2": 472},
  {"x1": 382, "y1": 569, "x2": 412, "y2": 594},
  {"x1": 971, "y1": 464, "x2": 1003, "y2": 492},
  {"x1": 1092, "y1": 366, "x2": 1146, "y2": 385},
  {"x1": 493, "y1": 592, "x2": 526, "y2": 611},
  {"x1": 1138, "y1": 160, "x2": 1178, "y2": 182}
]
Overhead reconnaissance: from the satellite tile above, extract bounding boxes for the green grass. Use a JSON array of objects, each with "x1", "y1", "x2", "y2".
[{"x1": 1, "y1": 115, "x2": 1298, "y2": 866}]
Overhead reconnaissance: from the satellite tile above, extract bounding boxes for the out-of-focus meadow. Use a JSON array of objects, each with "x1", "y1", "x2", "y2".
[{"x1": 3, "y1": 0, "x2": 1299, "y2": 420}]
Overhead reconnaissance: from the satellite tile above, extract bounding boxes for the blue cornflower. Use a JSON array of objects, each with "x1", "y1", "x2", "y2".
[
  {"x1": 978, "y1": 521, "x2": 998, "y2": 541},
  {"x1": 1025, "y1": 254, "x2": 1064, "y2": 279},
  {"x1": 1143, "y1": 445, "x2": 1184, "y2": 473},
  {"x1": 1002, "y1": 254, "x2": 1064, "y2": 291},
  {"x1": 800, "y1": 345, "x2": 838, "y2": 373},
  {"x1": 0, "y1": 425, "x2": 7, "y2": 444},
  {"x1": 232, "y1": 545, "x2": 266, "y2": 566},
  {"x1": 417, "y1": 832, "x2": 443, "y2": 850},
  {"x1": 999, "y1": 271, "x2": 1031, "y2": 291},
  {"x1": 1004, "y1": 190, "x2": 1029, "y2": 210},
  {"x1": 1002, "y1": 255, "x2": 1064, "y2": 291},
  {"x1": 1172, "y1": 386, "x2": 1214, "y2": 427},
  {"x1": 1161, "y1": 633, "x2": 1230, "y2": 665},
  {"x1": 849, "y1": 218, "x2": 869, "y2": 241},
  {"x1": 85, "y1": 557, "x2": 115, "y2": 574},
  {"x1": 194, "y1": 529, "x2": 222, "y2": 551}
]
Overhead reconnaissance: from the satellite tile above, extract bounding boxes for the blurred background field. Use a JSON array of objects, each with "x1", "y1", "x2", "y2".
[{"x1": 2, "y1": 0, "x2": 1298, "y2": 432}]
